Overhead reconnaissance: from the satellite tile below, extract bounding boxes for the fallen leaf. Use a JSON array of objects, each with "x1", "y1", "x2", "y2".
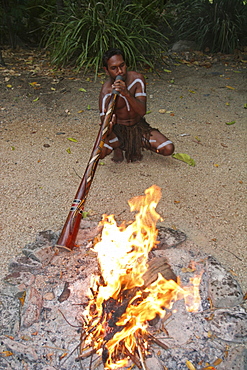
[
  {"x1": 4, "y1": 335, "x2": 14, "y2": 340},
  {"x1": 164, "y1": 69, "x2": 172, "y2": 73},
  {"x1": 1, "y1": 351, "x2": 13, "y2": 357},
  {"x1": 66, "y1": 148, "x2": 71, "y2": 154},
  {"x1": 159, "y1": 109, "x2": 166, "y2": 114},
  {"x1": 186, "y1": 360, "x2": 196, "y2": 370},
  {"x1": 79, "y1": 88, "x2": 87, "y2": 92},
  {"x1": 99, "y1": 161, "x2": 105, "y2": 165},
  {"x1": 51, "y1": 87, "x2": 56, "y2": 91},
  {"x1": 166, "y1": 110, "x2": 173, "y2": 114},
  {"x1": 226, "y1": 120, "x2": 235, "y2": 125},
  {"x1": 244, "y1": 103, "x2": 247, "y2": 109},
  {"x1": 59, "y1": 353, "x2": 68, "y2": 360},
  {"x1": 77, "y1": 110, "x2": 84, "y2": 113},
  {"x1": 174, "y1": 200, "x2": 180, "y2": 204},
  {"x1": 21, "y1": 335, "x2": 32, "y2": 341},
  {"x1": 29, "y1": 82, "x2": 40, "y2": 87},
  {"x1": 18, "y1": 291, "x2": 26, "y2": 306},
  {"x1": 204, "y1": 313, "x2": 214, "y2": 321},
  {"x1": 82, "y1": 211, "x2": 89, "y2": 218},
  {"x1": 172, "y1": 153, "x2": 195, "y2": 166},
  {"x1": 189, "y1": 90, "x2": 196, "y2": 93},
  {"x1": 146, "y1": 110, "x2": 152, "y2": 114},
  {"x1": 6, "y1": 84, "x2": 12, "y2": 88},
  {"x1": 181, "y1": 267, "x2": 195, "y2": 273},
  {"x1": 32, "y1": 97, "x2": 39, "y2": 102},
  {"x1": 67, "y1": 137, "x2": 78, "y2": 142},
  {"x1": 11, "y1": 146, "x2": 15, "y2": 150},
  {"x1": 214, "y1": 164, "x2": 219, "y2": 167},
  {"x1": 221, "y1": 143, "x2": 228, "y2": 147},
  {"x1": 87, "y1": 104, "x2": 91, "y2": 110},
  {"x1": 226, "y1": 85, "x2": 235, "y2": 90},
  {"x1": 225, "y1": 102, "x2": 230, "y2": 106}
]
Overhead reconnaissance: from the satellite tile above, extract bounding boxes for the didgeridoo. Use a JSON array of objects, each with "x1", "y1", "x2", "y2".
[{"x1": 56, "y1": 75, "x2": 123, "y2": 250}]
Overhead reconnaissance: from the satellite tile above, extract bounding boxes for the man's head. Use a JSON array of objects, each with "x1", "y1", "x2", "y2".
[
  {"x1": 102, "y1": 48, "x2": 127, "y2": 80},
  {"x1": 102, "y1": 49, "x2": 125, "y2": 69}
]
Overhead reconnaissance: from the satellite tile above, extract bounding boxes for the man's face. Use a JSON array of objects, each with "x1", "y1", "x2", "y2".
[{"x1": 104, "y1": 54, "x2": 127, "y2": 80}]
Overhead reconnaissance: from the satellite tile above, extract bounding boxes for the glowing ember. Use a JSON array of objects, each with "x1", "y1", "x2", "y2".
[{"x1": 81, "y1": 185, "x2": 202, "y2": 369}]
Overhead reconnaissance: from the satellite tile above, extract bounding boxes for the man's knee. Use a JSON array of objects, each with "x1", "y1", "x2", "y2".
[{"x1": 157, "y1": 141, "x2": 174, "y2": 156}]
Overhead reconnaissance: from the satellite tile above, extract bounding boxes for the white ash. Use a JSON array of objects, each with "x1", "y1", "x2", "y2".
[{"x1": 0, "y1": 221, "x2": 246, "y2": 370}]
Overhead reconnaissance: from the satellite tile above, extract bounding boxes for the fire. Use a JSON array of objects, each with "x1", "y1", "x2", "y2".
[{"x1": 81, "y1": 185, "x2": 202, "y2": 369}]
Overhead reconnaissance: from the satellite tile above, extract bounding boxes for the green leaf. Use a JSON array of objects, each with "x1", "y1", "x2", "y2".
[
  {"x1": 79, "y1": 88, "x2": 87, "y2": 92},
  {"x1": 32, "y1": 97, "x2": 39, "y2": 102},
  {"x1": 82, "y1": 211, "x2": 89, "y2": 218},
  {"x1": 244, "y1": 104, "x2": 247, "y2": 109},
  {"x1": 172, "y1": 153, "x2": 195, "y2": 166},
  {"x1": 66, "y1": 148, "x2": 71, "y2": 154},
  {"x1": 164, "y1": 69, "x2": 171, "y2": 73},
  {"x1": 67, "y1": 137, "x2": 78, "y2": 142},
  {"x1": 146, "y1": 110, "x2": 152, "y2": 114},
  {"x1": 225, "y1": 120, "x2": 236, "y2": 125}
]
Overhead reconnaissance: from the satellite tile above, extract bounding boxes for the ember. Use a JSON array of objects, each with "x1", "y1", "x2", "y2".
[{"x1": 80, "y1": 185, "x2": 203, "y2": 369}]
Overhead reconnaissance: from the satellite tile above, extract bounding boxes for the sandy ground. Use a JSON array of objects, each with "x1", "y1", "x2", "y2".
[{"x1": 0, "y1": 49, "x2": 246, "y2": 292}]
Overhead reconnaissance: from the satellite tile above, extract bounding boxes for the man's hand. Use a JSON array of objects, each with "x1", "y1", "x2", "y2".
[{"x1": 112, "y1": 79, "x2": 129, "y2": 97}]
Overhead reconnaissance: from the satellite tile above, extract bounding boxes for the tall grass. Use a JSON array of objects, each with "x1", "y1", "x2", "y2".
[
  {"x1": 42, "y1": 0, "x2": 169, "y2": 76},
  {"x1": 168, "y1": 0, "x2": 247, "y2": 53}
]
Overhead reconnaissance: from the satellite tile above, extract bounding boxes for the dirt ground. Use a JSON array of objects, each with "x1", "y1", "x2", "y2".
[{"x1": 0, "y1": 49, "x2": 246, "y2": 292}]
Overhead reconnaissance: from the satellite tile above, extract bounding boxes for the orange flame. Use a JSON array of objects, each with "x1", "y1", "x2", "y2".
[{"x1": 82, "y1": 185, "x2": 202, "y2": 369}]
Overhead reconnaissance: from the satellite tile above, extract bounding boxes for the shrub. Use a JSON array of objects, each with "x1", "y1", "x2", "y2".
[
  {"x1": 168, "y1": 0, "x2": 247, "y2": 53},
  {"x1": 42, "y1": 0, "x2": 169, "y2": 75}
]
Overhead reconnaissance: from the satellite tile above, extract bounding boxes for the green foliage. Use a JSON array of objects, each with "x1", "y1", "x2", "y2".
[
  {"x1": 42, "y1": 0, "x2": 169, "y2": 75},
  {"x1": 167, "y1": 0, "x2": 247, "y2": 53},
  {"x1": 0, "y1": 0, "x2": 54, "y2": 47}
]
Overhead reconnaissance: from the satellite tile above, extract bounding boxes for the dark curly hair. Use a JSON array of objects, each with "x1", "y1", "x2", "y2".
[{"x1": 102, "y1": 48, "x2": 125, "y2": 69}]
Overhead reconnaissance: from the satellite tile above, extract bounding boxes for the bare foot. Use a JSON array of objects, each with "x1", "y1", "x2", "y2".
[{"x1": 111, "y1": 148, "x2": 124, "y2": 163}]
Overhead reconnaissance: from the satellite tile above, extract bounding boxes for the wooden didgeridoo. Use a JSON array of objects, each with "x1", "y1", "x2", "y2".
[{"x1": 56, "y1": 75, "x2": 123, "y2": 250}]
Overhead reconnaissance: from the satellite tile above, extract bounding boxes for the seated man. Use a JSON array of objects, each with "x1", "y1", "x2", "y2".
[{"x1": 99, "y1": 48, "x2": 174, "y2": 163}]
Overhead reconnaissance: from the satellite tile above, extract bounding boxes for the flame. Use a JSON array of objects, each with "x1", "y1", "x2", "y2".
[{"x1": 81, "y1": 185, "x2": 202, "y2": 369}]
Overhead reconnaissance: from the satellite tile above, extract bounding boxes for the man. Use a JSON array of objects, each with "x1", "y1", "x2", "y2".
[{"x1": 99, "y1": 48, "x2": 174, "y2": 163}]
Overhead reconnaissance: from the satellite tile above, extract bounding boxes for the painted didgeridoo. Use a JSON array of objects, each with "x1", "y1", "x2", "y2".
[{"x1": 56, "y1": 75, "x2": 123, "y2": 250}]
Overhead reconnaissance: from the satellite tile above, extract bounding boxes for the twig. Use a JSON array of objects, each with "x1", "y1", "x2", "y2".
[
  {"x1": 219, "y1": 247, "x2": 243, "y2": 261},
  {"x1": 58, "y1": 309, "x2": 82, "y2": 328},
  {"x1": 147, "y1": 332, "x2": 169, "y2": 350},
  {"x1": 137, "y1": 344, "x2": 148, "y2": 370},
  {"x1": 125, "y1": 347, "x2": 142, "y2": 369},
  {"x1": 75, "y1": 348, "x2": 96, "y2": 361},
  {"x1": 60, "y1": 344, "x2": 80, "y2": 367}
]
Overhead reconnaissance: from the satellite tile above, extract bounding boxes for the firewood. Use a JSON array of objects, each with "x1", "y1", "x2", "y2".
[{"x1": 142, "y1": 257, "x2": 177, "y2": 287}]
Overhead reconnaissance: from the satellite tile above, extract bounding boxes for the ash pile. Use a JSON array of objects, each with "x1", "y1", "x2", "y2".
[{"x1": 0, "y1": 221, "x2": 246, "y2": 370}]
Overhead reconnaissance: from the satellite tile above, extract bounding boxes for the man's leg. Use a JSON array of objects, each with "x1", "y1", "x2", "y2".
[
  {"x1": 99, "y1": 132, "x2": 124, "y2": 162},
  {"x1": 146, "y1": 130, "x2": 174, "y2": 156}
]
